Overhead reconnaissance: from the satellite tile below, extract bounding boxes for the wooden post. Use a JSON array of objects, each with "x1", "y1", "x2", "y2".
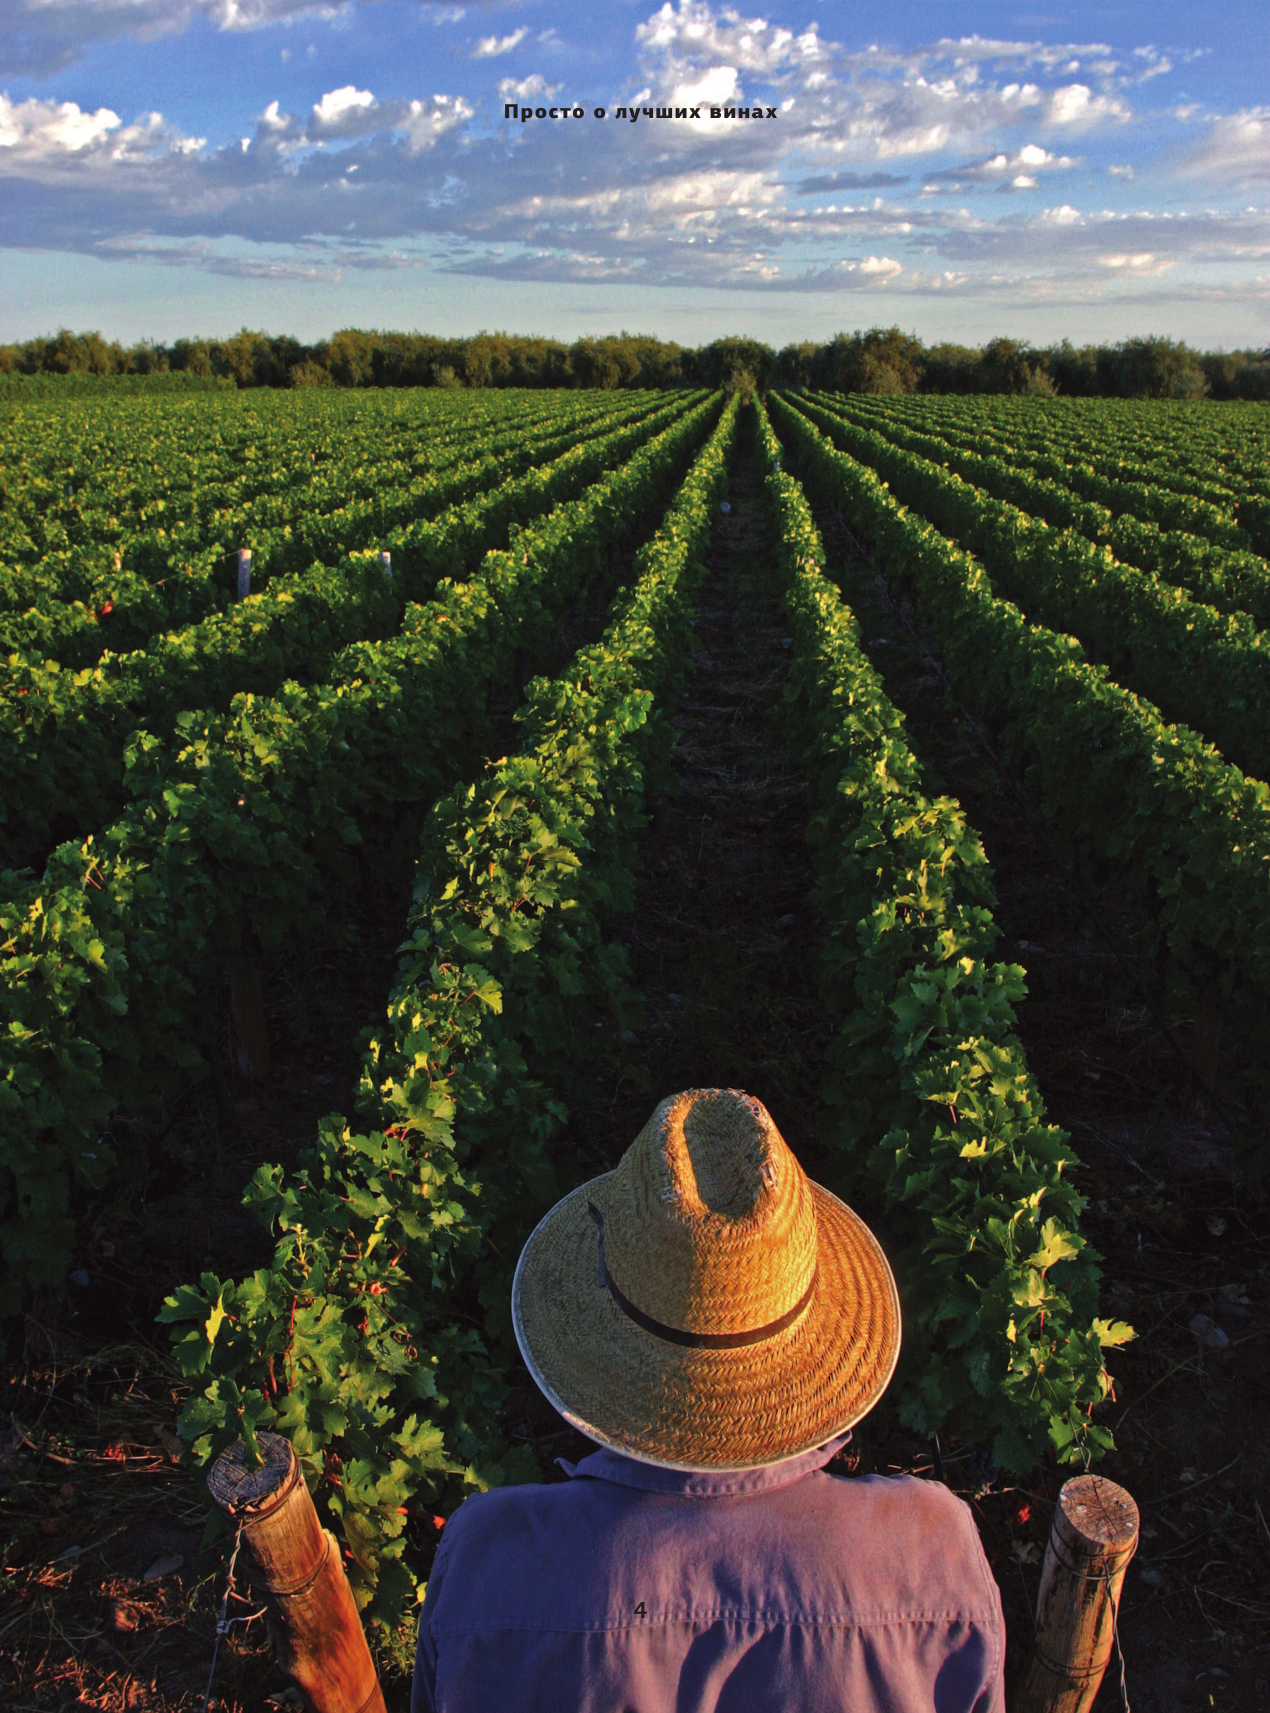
[
  {"x1": 237, "y1": 547, "x2": 252, "y2": 599},
  {"x1": 208, "y1": 1432, "x2": 386, "y2": 1713},
  {"x1": 1013, "y1": 1474, "x2": 1138, "y2": 1713},
  {"x1": 226, "y1": 957, "x2": 270, "y2": 1079}
]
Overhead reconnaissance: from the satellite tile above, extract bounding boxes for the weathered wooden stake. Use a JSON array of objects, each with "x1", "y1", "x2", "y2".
[
  {"x1": 226, "y1": 957, "x2": 270, "y2": 1079},
  {"x1": 237, "y1": 547, "x2": 252, "y2": 599},
  {"x1": 1013, "y1": 1474, "x2": 1138, "y2": 1713},
  {"x1": 208, "y1": 1432, "x2": 386, "y2": 1713}
]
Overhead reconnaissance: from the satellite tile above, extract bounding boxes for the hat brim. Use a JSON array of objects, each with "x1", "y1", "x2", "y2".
[{"x1": 512, "y1": 1172, "x2": 902, "y2": 1472}]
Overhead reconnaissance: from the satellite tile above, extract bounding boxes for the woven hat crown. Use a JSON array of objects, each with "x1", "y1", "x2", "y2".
[{"x1": 600, "y1": 1088, "x2": 818, "y2": 1339}]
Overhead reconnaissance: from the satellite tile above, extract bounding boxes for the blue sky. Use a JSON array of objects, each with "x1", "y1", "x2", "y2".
[{"x1": 0, "y1": 0, "x2": 1266, "y2": 348}]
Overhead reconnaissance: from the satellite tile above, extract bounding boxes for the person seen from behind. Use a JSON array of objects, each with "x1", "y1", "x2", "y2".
[{"x1": 412, "y1": 1086, "x2": 1005, "y2": 1712}]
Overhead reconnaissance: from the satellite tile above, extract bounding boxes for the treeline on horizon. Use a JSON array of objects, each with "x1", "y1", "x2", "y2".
[{"x1": 2, "y1": 324, "x2": 1268, "y2": 400}]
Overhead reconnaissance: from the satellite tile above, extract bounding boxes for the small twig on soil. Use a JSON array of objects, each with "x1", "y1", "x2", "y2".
[
  {"x1": 1198, "y1": 1588, "x2": 1270, "y2": 1617},
  {"x1": 1146, "y1": 1453, "x2": 1243, "y2": 1507},
  {"x1": 1256, "y1": 1497, "x2": 1270, "y2": 1553},
  {"x1": 1141, "y1": 1533, "x2": 1209, "y2": 1562},
  {"x1": 1117, "y1": 1331, "x2": 1270, "y2": 1429},
  {"x1": 1112, "y1": 1357, "x2": 1202, "y2": 1429}
]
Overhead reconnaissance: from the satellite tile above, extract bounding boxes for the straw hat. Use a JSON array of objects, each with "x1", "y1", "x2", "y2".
[{"x1": 512, "y1": 1088, "x2": 901, "y2": 1471}]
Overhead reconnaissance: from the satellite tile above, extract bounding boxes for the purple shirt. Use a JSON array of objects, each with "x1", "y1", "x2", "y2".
[{"x1": 412, "y1": 1434, "x2": 1006, "y2": 1713}]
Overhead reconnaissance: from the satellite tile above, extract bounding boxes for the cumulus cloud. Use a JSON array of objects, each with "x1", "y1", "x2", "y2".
[
  {"x1": 0, "y1": 93, "x2": 204, "y2": 164},
  {"x1": 623, "y1": 4, "x2": 1135, "y2": 167},
  {"x1": 498, "y1": 75, "x2": 563, "y2": 104},
  {"x1": 1041, "y1": 84, "x2": 1128, "y2": 126},
  {"x1": 396, "y1": 93, "x2": 472, "y2": 151},
  {"x1": 301, "y1": 86, "x2": 472, "y2": 147},
  {"x1": 310, "y1": 86, "x2": 377, "y2": 136},
  {"x1": 665, "y1": 64, "x2": 738, "y2": 110},
  {"x1": 635, "y1": 3, "x2": 824, "y2": 78},
  {"x1": 0, "y1": 94, "x2": 123, "y2": 155}
]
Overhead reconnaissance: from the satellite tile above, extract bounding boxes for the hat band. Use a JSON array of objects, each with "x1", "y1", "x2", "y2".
[{"x1": 587, "y1": 1201, "x2": 817, "y2": 1350}]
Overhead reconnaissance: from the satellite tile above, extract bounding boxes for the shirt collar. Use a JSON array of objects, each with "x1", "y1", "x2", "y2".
[{"x1": 555, "y1": 1431, "x2": 852, "y2": 1498}]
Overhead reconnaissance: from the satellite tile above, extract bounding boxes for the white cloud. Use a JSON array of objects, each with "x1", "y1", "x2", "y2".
[
  {"x1": 498, "y1": 75, "x2": 562, "y2": 104},
  {"x1": 1132, "y1": 46, "x2": 1174, "y2": 84},
  {"x1": 923, "y1": 143, "x2": 1077, "y2": 193},
  {"x1": 397, "y1": 94, "x2": 472, "y2": 152},
  {"x1": 310, "y1": 86, "x2": 376, "y2": 135},
  {"x1": 1176, "y1": 109, "x2": 1270, "y2": 187},
  {"x1": 473, "y1": 27, "x2": 528, "y2": 58},
  {"x1": 0, "y1": 93, "x2": 122, "y2": 154},
  {"x1": 0, "y1": 93, "x2": 207, "y2": 167},
  {"x1": 667, "y1": 65, "x2": 738, "y2": 109},
  {"x1": 300, "y1": 85, "x2": 471, "y2": 148},
  {"x1": 622, "y1": 6, "x2": 1136, "y2": 169},
  {"x1": 1045, "y1": 84, "x2": 1128, "y2": 126},
  {"x1": 1099, "y1": 252, "x2": 1174, "y2": 274},
  {"x1": 635, "y1": 2, "x2": 819, "y2": 77}
]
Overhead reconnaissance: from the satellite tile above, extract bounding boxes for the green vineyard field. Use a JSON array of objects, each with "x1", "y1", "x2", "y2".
[{"x1": 3, "y1": 383, "x2": 1266, "y2": 1636}]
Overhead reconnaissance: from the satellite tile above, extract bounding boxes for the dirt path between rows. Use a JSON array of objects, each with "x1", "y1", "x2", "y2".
[{"x1": 563, "y1": 413, "x2": 827, "y2": 1175}]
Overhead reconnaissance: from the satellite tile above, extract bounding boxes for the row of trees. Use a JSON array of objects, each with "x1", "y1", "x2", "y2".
[{"x1": 2, "y1": 325, "x2": 1267, "y2": 400}]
